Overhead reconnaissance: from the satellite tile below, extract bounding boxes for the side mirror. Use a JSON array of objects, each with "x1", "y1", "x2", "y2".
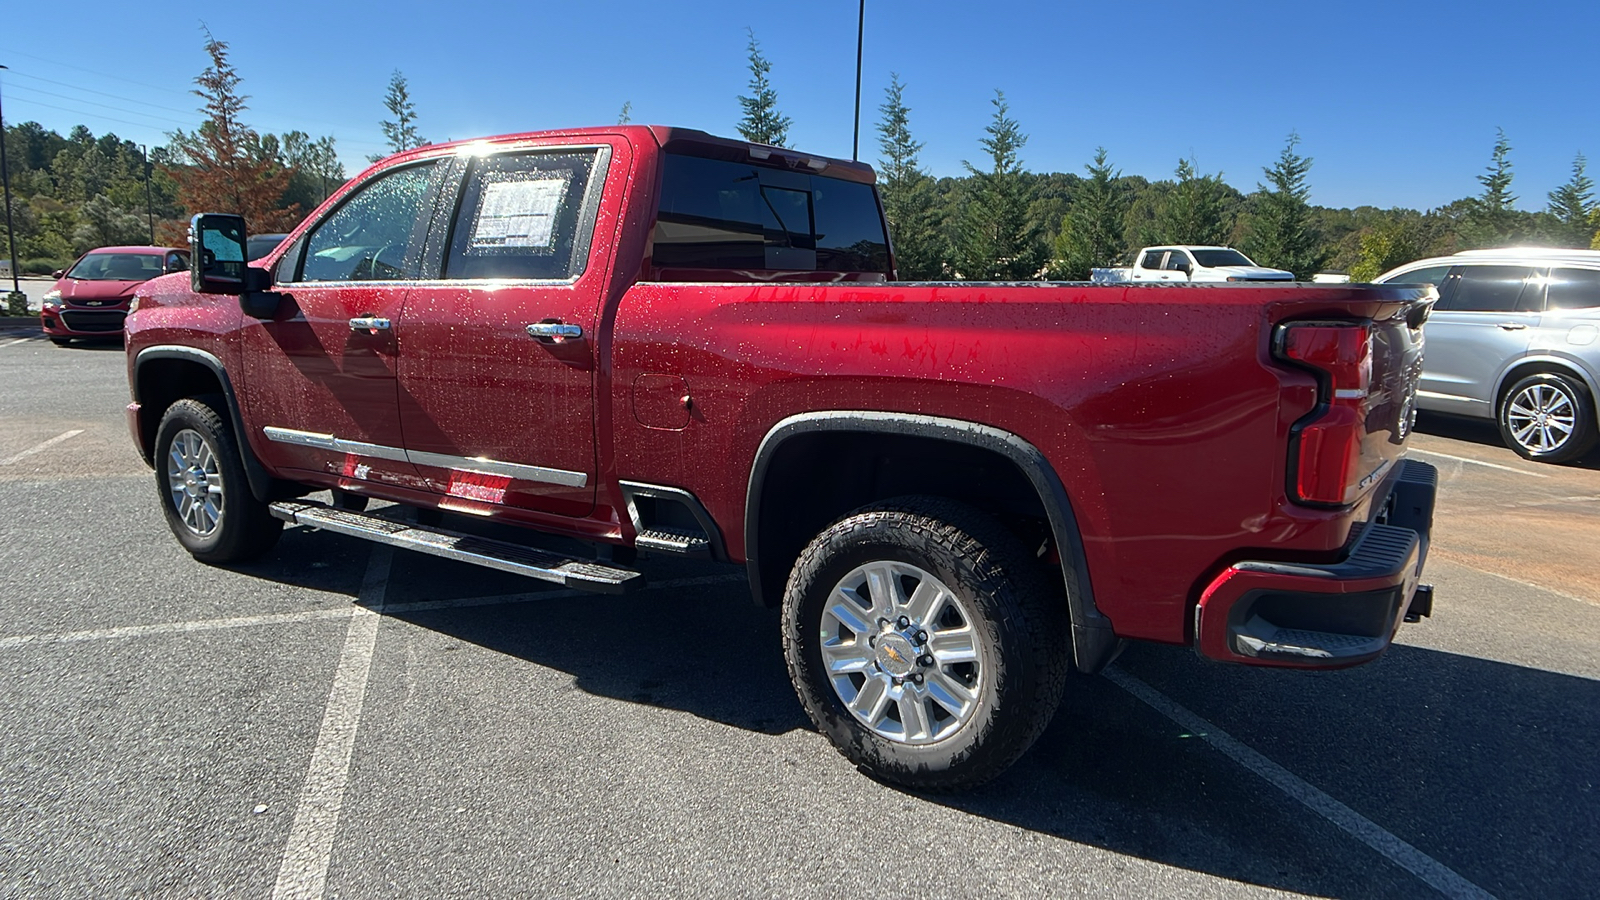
[
  {"x1": 189, "y1": 213, "x2": 249, "y2": 295},
  {"x1": 166, "y1": 257, "x2": 189, "y2": 274},
  {"x1": 51, "y1": 269, "x2": 64, "y2": 279}
]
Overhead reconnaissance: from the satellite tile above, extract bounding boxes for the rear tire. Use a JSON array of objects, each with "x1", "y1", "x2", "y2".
[
  {"x1": 781, "y1": 496, "x2": 1069, "y2": 791},
  {"x1": 154, "y1": 397, "x2": 283, "y2": 563},
  {"x1": 1497, "y1": 372, "x2": 1597, "y2": 463}
]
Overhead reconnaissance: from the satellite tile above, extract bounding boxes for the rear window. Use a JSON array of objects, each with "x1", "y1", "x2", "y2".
[
  {"x1": 652, "y1": 153, "x2": 889, "y2": 276},
  {"x1": 1547, "y1": 268, "x2": 1600, "y2": 311},
  {"x1": 1190, "y1": 249, "x2": 1254, "y2": 267}
]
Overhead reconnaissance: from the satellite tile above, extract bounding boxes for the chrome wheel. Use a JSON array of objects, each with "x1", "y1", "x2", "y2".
[
  {"x1": 820, "y1": 561, "x2": 984, "y2": 745},
  {"x1": 1506, "y1": 383, "x2": 1577, "y2": 454},
  {"x1": 165, "y1": 427, "x2": 224, "y2": 537}
]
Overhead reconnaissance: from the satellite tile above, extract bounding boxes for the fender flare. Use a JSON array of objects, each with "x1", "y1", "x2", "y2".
[
  {"x1": 133, "y1": 345, "x2": 274, "y2": 503},
  {"x1": 744, "y1": 411, "x2": 1121, "y2": 673}
]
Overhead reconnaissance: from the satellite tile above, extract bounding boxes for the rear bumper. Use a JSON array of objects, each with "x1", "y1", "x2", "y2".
[{"x1": 1194, "y1": 459, "x2": 1437, "y2": 669}]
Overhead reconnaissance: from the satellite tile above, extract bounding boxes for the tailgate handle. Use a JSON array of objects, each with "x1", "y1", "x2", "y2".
[
  {"x1": 1496, "y1": 322, "x2": 1528, "y2": 331},
  {"x1": 348, "y1": 316, "x2": 391, "y2": 333}
]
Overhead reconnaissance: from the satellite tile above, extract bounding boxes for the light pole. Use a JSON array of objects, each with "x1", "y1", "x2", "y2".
[
  {"x1": 139, "y1": 144, "x2": 155, "y2": 245},
  {"x1": 852, "y1": 0, "x2": 865, "y2": 161},
  {"x1": 0, "y1": 64, "x2": 22, "y2": 299}
]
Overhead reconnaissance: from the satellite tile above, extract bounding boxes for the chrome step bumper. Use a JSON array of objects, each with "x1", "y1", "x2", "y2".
[{"x1": 269, "y1": 501, "x2": 644, "y2": 594}]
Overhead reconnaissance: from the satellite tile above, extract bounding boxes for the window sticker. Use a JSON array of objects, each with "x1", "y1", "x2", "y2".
[{"x1": 470, "y1": 175, "x2": 572, "y2": 250}]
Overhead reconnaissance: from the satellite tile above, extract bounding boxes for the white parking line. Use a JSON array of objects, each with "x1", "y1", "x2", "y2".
[
  {"x1": 0, "y1": 429, "x2": 85, "y2": 466},
  {"x1": 0, "y1": 337, "x2": 32, "y2": 349},
  {"x1": 1408, "y1": 448, "x2": 1548, "y2": 478},
  {"x1": 271, "y1": 545, "x2": 393, "y2": 900},
  {"x1": 0, "y1": 574, "x2": 749, "y2": 651},
  {"x1": 1106, "y1": 668, "x2": 1497, "y2": 900}
]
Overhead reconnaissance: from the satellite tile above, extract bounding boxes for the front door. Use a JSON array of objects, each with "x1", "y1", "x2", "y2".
[
  {"x1": 397, "y1": 142, "x2": 620, "y2": 517},
  {"x1": 241, "y1": 159, "x2": 448, "y2": 488},
  {"x1": 1419, "y1": 265, "x2": 1540, "y2": 416}
]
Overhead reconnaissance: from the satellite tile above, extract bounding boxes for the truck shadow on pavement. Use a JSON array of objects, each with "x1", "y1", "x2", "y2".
[{"x1": 245, "y1": 526, "x2": 1595, "y2": 898}]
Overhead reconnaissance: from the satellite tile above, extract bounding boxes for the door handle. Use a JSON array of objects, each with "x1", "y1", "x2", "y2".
[
  {"x1": 525, "y1": 322, "x2": 583, "y2": 340},
  {"x1": 349, "y1": 316, "x2": 391, "y2": 333},
  {"x1": 1496, "y1": 322, "x2": 1528, "y2": 331}
]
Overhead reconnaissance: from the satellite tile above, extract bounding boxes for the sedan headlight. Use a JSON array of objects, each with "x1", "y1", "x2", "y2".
[
  {"x1": 42, "y1": 289, "x2": 61, "y2": 306},
  {"x1": 128, "y1": 295, "x2": 141, "y2": 314}
]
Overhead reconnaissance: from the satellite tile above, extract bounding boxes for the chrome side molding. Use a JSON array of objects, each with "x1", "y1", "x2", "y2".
[{"x1": 263, "y1": 426, "x2": 588, "y2": 488}]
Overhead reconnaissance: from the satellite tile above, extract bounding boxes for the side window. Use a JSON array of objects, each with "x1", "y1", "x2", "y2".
[
  {"x1": 1140, "y1": 250, "x2": 1165, "y2": 269},
  {"x1": 1547, "y1": 268, "x2": 1600, "y2": 310},
  {"x1": 1165, "y1": 251, "x2": 1192, "y2": 271},
  {"x1": 652, "y1": 153, "x2": 890, "y2": 276},
  {"x1": 444, "y1": 149, "x2": 604, "y2": 281},
  {"x1": 1387, "y1": 264, "x2": 1451, "y2": 287},
  {"x1": 295, "y1": 162, "x2": 439, "y2": 283},
  {"x1": 165, "y1": 252, "x2": 189, "y2": 273},
  {"x1": 1438, "y1": 265, "x2": 1536, "y2": 312}
]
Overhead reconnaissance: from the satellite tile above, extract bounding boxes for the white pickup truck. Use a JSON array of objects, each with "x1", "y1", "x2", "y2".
[{"x1": 1091, "y1": 246, "x2": 1295, "y2": 283}]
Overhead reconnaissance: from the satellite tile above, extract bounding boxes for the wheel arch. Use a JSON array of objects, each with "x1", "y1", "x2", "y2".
[
  {"x1": 133, "y1": 346, "x2": 274, "y2": 503},
  {"x1": 1494, "y1": 354, "x2": 1600, "y2": 413},
  {"x1": 744, "y1": 411, "x2": 1120, "y2": 673}
]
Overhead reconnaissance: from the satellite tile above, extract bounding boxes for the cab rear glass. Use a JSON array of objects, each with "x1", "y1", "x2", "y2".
[{"x1": 652, "y1": 153, "x2": 890, "y2": 277}]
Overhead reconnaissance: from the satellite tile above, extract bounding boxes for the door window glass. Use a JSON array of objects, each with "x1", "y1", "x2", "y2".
[
  {"x1": 1165, "y1": 251, "x2": 1191, "y2": 271},
  {"x1": 1547, "y1": 268, "x2": 1600, "y2": 310},
  {"x1": 1140, "y1": 250, "x2": 1165, "y2": 269},
  {"x1": 445, "y1": 149, "x2": 603, "y2": 281},
  {"x1": 297, "y1": 162, "x2": 439, "y2": 282},
  {"x1": 1438, "y1": 265, "x2": 1535, "y2": 312}
]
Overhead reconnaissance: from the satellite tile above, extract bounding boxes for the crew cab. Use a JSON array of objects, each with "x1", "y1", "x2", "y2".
[
  {"x1": 1092, "y1": 245, "x2": 1295, "y2": 283},
  {"x1": 124, "y1": 126, "x2": 1437, "y2": 790}
]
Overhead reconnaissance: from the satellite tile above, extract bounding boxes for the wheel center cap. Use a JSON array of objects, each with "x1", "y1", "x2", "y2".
[
  {"x1": 874, "y1": 633, "x2": 917, "y2": 678},
  {"x1": 185, "y1": 468, "x2": 206, "y2": 498},
  {"x1": 1537, "y1": 413, "x2": 1549, "y2": 426}
]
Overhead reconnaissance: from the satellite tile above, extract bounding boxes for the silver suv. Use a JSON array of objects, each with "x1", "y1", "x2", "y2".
[{"x1": 1377, "y1": 248, "x2": 1600, "y2": 463}]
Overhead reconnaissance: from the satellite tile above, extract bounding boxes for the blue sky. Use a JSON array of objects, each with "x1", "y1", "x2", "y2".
[{"x1": 1, "y1": 0, "x2": 1593, "y2": 213}]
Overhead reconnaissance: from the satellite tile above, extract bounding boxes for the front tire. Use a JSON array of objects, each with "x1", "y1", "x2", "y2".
[
  {"x1": 49, "y1": 337, "x2": 71, "y2": 347},
  {"x1": 782, "y1": 497, "x2": 1069, "y2": 791},
  {"x1": 1498, "y1": 372, "x2": 1597, "y2": 463},
  {"x1": 154, "y1": 397, "x2": 283, "y2": 563}
]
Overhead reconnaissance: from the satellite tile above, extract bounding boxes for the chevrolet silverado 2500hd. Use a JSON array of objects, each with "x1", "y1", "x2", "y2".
[{"x1": 125, "y1": 125, "x2": 1437, "y2": 789}]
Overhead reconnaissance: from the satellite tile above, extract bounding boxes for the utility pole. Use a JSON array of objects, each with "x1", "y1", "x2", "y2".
[
  {"x1": 140, "y1": 144, "x2": 155, "y2": 245},
  {"x1": 0, "y1": 64, "x2": 22, "y2": 301},
  {"x1": 852, "y1": 0, "x2": 865, "y2": 161}
]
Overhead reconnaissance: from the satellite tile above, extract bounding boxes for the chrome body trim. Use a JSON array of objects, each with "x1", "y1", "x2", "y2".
[{"x1": 262, "y1": 426, "x2": 588, "y2": 488}]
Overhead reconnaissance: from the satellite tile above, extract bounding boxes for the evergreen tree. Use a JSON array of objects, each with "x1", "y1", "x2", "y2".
[
  {"x1": 165, "y1": 29, "x2": 299, "y2": 237},
  {"x1": 1547, "y1": 152, "x2": 1595, "y2": 248},
  {"x1": 736, "y1": 29, "x2": 791, "y2": 147},
  {"x1": 1348, "y1": 220, "x2": 1425, "y2": 282},
  {"x1": 1051, "y1": 148, "x2": 1128, "y2": 279},
  {"x1": 617, "y1": 101, "x2": 632, "y2": 125},
  {"x1": 1461, "y1": 128, "x2": 1517, "y2": 247},
  {"x1": 1243, "y1": 132, "x2": 1325, "y2": 278},
  {"x1": 375, "y1": 70, "x2": 425, "y2": 159},
  {"x1": 1155, "y1": 157, "x2": 1233, "y2": 246},
  {"x1": 278, "y1": 131, "x2": 345, "y2": 210},
  {"x1": 875, "y1": 74, "x2": 943, "y2": 279},
  {"x1": 952, "y1": 90, "x2": 1043, "y2": 281}
]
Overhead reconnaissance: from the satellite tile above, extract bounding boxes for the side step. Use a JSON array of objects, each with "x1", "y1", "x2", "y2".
[
  {"x1": 269, "y1": 501, "x2": 645, "y2": 594},
  {"x1": 635, "y1": 526, "x2": 712, "y2": 557}
]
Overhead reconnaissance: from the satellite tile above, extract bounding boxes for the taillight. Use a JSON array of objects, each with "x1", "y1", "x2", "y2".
[{"x1": 1276, "y1": 322, "x2": 1373, "y2": 506}]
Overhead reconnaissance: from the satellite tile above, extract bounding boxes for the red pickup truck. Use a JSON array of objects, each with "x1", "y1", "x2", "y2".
[{"x1": 125, "y1": 125, "x2": 1437, "y2": 789}]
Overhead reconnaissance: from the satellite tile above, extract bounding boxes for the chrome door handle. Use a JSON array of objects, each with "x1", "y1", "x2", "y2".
[
  {"x1": 526, "y1": 322, "x2": 583, "y2": 339},
  {"x1": 349, "y1": 316, "x2": 391, "y2": 332},
  {"x1": 1496, "y1": 322, "x2": 1528, "y2": 331}
]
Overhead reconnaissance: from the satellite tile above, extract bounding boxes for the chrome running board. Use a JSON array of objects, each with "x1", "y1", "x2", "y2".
[{"x1": 269, "y1": 500, "x2": 644, "y2": 594}]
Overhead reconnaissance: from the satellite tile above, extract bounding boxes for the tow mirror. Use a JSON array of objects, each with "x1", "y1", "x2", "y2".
[{"x1": 189, "y1": 213, "x2": 249, "y2": 295}]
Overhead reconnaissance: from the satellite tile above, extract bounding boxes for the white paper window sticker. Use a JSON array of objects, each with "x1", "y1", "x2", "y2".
[{"x1": 470, "y1": 175, "x2": 571, "y2": 250}]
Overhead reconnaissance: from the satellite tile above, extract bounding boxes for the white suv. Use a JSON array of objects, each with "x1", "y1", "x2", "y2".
[{"x1": 1377, "y1": 248, "x2": 1600, "y2": 463}]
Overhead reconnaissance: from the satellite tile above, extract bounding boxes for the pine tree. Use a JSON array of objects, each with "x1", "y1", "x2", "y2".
[
  {"x1": 1243, "y1": 132, "x2": 1325, "y2": 278},
  {"x1": 736, "y1": 29, "x2": 792, "y2": 147},
  {"x1": 1155, "y1": 157, "x2": 1232, "y2": 246},
  {"x1": 164, "y1": 29, "x2": 299, "y2": 237},
  {"x1": 1547, "y1": 152, "x2": 1595, "y2": 248},
  {"x1": 875, "y1": 75, "x2": 943, "y2": 279},
  {"x1": 1052, "y1": 148, "x2": 1128, "y2": 280},
  {"x1": 376, "y1": 70, "x2": 425, "y2": 159},
  {"x1": 952, "y1": 91, "x2": 1043, "y2": 281},
  {"x1": 1462, "y1": 128, "x2": 1517, "y2": 247},
  {"x1": 617, "y1": 101, "x2": 632, "y2": 125}
]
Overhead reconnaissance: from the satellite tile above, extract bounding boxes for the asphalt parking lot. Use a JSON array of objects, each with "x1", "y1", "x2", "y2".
[{"x1": 2, "y1": 333, "x2": 1596, "y2": 899}]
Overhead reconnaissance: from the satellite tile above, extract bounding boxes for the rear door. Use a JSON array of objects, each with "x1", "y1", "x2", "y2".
[
  {"x1": 396, "y1": 140, "x2": 621, "y2": 517},
  {"x1": 241, "y1": 158, "x2": 448, "y2": 484},
  {"x1": 1419, "y1": 265, "x2": 1540, "y2": 416}
]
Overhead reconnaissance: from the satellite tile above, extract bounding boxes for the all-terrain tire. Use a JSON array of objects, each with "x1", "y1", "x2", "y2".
[
  {"x1": 781, "y1": 496, "x2": 1070, "y2": 791},
  {"x1": 154, "y1": 396, "x2": 283, "y2": 563}
]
